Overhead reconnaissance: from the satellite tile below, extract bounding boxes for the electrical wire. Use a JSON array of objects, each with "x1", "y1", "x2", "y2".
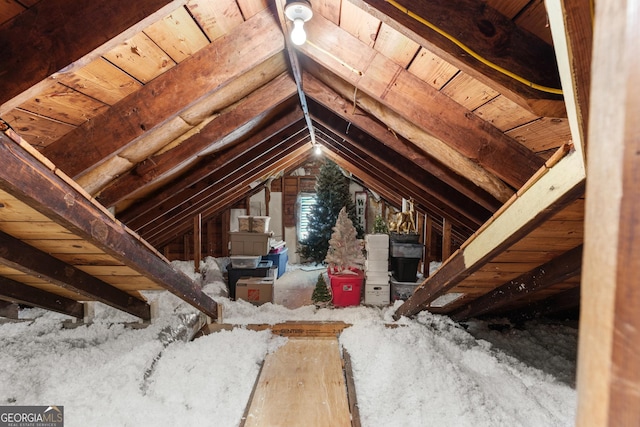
[{"x1": 385, "y1": 0, "x2": 563, "y2": 95}]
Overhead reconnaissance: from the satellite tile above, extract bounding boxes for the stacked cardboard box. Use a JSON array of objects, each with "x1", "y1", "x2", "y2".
[
  {"x1": 236, "y1": 277, "x2": 274, "y2": 305},
  {"x1": 363, "y1": 234, "x2": 390, "y2": 305}
]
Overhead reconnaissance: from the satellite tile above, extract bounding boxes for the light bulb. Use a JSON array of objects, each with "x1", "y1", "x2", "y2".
[
  {"x1": 314, "y1": 144, "x2": 322, "y2": 155},
  {"x1": 291, "y1": 18, "x2": 306, "y2": 45}
]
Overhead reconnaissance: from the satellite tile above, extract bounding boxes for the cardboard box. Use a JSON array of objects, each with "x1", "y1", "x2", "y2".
[
  {"x1": 365, "y1": 284, "x2": 390, "y2": 305},
  {"x1": 236, "y1": 277, "x2": 274, "y2": 305}
]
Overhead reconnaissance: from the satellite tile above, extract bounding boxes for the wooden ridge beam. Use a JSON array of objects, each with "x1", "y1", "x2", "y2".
[
  {"x1": 119, "y1": 110, "x2": 306, "y2": 228},
  {"x1": 303, "y1": 72, "x2": 505, "y2": 211},
  {"x1": 0, "y1": 276, "x2": 85, "y2": 319},
  {"x1": 451, "y1": 244, "x2": 583, "y2": 321},
  {"x1": 42, "y1": 8, "x2": 284, "y2": 179},
  {"x1": 0, "y1": 130, "x2": 219, "y2": 320},
  {"x1": 394, "y1": 148, "x2": 585, "y2": 320},
  {"x1": 300, "y1": 13, "x2": 545, "y2": 189},
  {"x1": 0, "y1": 230, "x2": 150, "y2": 319},
  {"x1": 143, "y1": 138, "x2": 311, "y2": 246},
  {"x1": 0, "y1": 0, "x2": 186, "y2": 114},
  {"x1": 97, "y1": 73, "x2": 298, "y2": 208},
  {"x1": 350, "y1": 0, "x2": 565, "y2": 117}
]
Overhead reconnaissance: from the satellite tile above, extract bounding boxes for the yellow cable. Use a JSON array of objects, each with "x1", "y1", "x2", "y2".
[{"x1": 386, "y1": 0, "x2": 563, "y2": 95}]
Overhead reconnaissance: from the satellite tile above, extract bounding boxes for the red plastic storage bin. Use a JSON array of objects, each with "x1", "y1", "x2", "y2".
[{"x1": 328, "y1": 268, "x2": 364, "y2": 307}]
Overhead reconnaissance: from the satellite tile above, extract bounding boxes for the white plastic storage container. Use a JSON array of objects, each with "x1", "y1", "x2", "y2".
[
  {"x1": 230, "y1": 255, "x2": 261, "y2": 269},
  {"x1": 365, "y1": 233, "x2": 389, "y2": 249}
]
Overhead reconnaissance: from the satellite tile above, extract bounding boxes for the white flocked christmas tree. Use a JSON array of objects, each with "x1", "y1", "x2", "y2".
[{"x1": 325, "y1": 207, "x2": 365, "y2": 275}]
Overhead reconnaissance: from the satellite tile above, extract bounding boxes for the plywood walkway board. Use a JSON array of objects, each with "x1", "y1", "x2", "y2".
[{"x1": 243, "y1": 338, "x2": 352, "y2": 427}]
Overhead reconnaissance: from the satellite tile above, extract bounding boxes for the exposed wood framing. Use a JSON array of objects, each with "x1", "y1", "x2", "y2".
[
  {"x1": 303, "y1": 74, "x2": 504, "y2": 212},
  {"x1": 0, "y1": 276, "x2": 85, "y2": 319},
  {"x1": 0, "y1": 230, "x2": 151, "y2": 319},
  {"x1": 394, "y1": 148, "x2": 585, "y2": 319},
  {"x1": 301, "y1": 12, "x2": 544, "y2": 189},
  {"x1": 96, "y1": 72, "x2": 298, "y2": 207},
  {"x1": 351, "y1": 0, "x2": 565, "y2": 117},
  {"x1": 0, "y1": 130, "x2": 219, "y2": 319},
  {"x1": 42, "y1": 8, "x2": 285, "y2": 180},
  {"x1": 0, "y1": 0, "x2": 187, "y2": 113},
  {"x1": 119, "y1": 108, "x2": 305, "y2": 228},
  {"x1": 576, "y1": 0, "x2": 640, "y2": 425},
  {"x1": 451, "y1": 244, "x2": 582, "y2": 321}
]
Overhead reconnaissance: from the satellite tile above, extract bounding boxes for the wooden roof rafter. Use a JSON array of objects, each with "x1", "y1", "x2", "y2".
[{"x1": 0, "y1": 128, "x2": 219, "y2": 320}]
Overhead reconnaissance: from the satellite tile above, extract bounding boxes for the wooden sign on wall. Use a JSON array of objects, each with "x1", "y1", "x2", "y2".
[{"x1": 355, "y1": 192, "x2": 367, "y2": 231}]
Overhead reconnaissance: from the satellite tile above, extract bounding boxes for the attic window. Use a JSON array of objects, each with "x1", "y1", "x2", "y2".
[{"x1": 298, "y1": 193, "x2": 317, "y2": 241}]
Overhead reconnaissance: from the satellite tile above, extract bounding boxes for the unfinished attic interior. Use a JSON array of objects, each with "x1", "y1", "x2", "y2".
[{"x1": 1, "y1": 0, "x2": 639, "y2": 425}]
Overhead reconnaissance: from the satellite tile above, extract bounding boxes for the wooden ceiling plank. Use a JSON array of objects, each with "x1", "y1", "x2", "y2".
[
  {"x1": 0, "y1": 0, "x2": 187, "y2": 114},
  {"x1": 300, "y1": 16, "x2": 543, "y2": 189},
  {"x1": 55, "y1": 57, "x2": 143, "y2": 106},
  {"x1": 407, "y1": 48, "x2": 459, "y2": 90},
  {"x1": 143, "y1": 6, "x2": 210, "y2": 63},
  {"x1": 236, "y1": 0, "x2": 269, "y2": 19},
  {"x1": 474, "y1": 95, "x2": 539, "y2": 132},
  {"x1": 2, "y1": 109, "x2": 75, "y2": 150},
  {"x1": 185, "y1": 0, "x2": 244, "y2": 41},
  {"x1": 0, "y1": 130, "x2": 219, "y2": 319},
  {"x1": 0, "y1": 230, "x2": 151, "y2": 319},
  {"x1": 102, "y1": 32, "x2": 177, "y2": 83},
  {"x1": 349, "y1": 0, "x2": 565, "y2": 117},
  {"x1": 42, "y1": 8, "x2": 284, "y2": 179},
  {"x1": 440, "y1": 72, "x2": 500, "y2": 111},
  {"x1": 340, "y1": 0, "x2": 381, "y2": 47},
  {"x1": 303, "y1": 72, "x2": 504, "y2": 212},
  {"x1": 0, "y1": 276, "x2": 85, "y2": 319},
  {"x1": 14, "y1": 84, "x2": 109, "y2": 126},
  {"x1": 373, "y1": 23, "x2": 420, "y2": 68},
  {"x1": 451, "y1": 244, "x2": 582, "y2": 320},
  {"x1": 97, "y1": 73, "x2": 297, "y2": 208}
]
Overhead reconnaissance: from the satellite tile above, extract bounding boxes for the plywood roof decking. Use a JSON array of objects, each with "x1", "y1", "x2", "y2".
[{"x1": 0, "y1": 129, "x2": 218, "y2": 320}]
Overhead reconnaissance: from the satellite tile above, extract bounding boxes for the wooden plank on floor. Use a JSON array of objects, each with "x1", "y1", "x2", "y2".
[
  {"x1": 196, "y1": 321, "x2": 351, "y2": 339},
  {"x1": 243, "y1": 338, "x2": 352, "y2": 427}
]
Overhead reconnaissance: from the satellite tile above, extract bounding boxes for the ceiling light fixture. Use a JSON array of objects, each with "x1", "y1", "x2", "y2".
[
  {"x1": 314, "y1": 144, "x2": 322, "y2": 155},
  {"x1": 284, "y1": 0, "x2": 313, "y2": 46}
]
